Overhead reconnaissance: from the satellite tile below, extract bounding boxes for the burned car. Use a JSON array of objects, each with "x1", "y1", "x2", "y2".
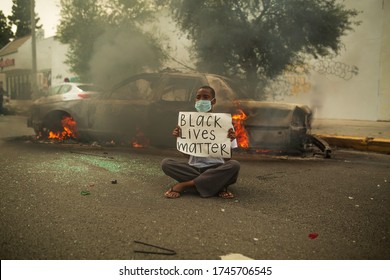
[{"x1": 27, "y1": 71, "x2": 330, "y2": 156}]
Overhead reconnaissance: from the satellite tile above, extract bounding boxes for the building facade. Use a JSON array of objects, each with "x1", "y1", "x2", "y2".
[
  {"x1": 265, "y1": 0, "x2": 389, "y2": 121},
  {"x1": 0, "y1": 36, "x2": 75, "y2": 100}
]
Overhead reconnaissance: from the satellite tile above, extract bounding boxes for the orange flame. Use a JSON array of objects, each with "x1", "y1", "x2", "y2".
[
  {"x1": 131, "y1": 127, "x2": 150, "y2": 148},
  {"x1": 232, "y1": 109, "x2": 249, "y2": 148},
  {"x1": 48, "y1": 116, "x2": 78, "y2": 140}
]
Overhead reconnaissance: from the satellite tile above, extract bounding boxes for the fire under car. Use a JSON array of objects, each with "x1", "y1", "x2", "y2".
[{"x1": 27, "y1": 71, "x2": 331, "y2": 157}]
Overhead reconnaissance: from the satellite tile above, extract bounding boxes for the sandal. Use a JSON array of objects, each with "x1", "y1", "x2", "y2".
[
  {"x1": 164, "y1": 187, "x2": 181, "y2": 199},
  {"x1": 218, "y1": 190, "x2": 235, "y2": 199}
]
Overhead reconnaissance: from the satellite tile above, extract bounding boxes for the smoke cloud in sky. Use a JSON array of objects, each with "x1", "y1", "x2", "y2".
[
  {"x1": 89, "y1": 25, "x2": 165, "y2": 88},
  {"x1": 88, "y1": 9, "x2": 194, "y2": 89}
]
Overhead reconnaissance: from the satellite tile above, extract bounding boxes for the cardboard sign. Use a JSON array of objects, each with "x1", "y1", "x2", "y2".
[{"x1": 177, "y1": 112, "x2": 233, "y2": 158}]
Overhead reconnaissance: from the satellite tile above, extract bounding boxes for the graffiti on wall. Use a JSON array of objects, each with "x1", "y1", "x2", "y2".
[
  {"x1": 264, "y1": 64, "x2": 311, "y2": 100},
  {"x1": 283, "y1": 64, "x2": 312, "y2": 95},
  {"x1": 264, "y1": 59, "x2": 359, "y2": 100},
  {"x1": 313, "y1": 59, "x2": 359, "y2": 80}
]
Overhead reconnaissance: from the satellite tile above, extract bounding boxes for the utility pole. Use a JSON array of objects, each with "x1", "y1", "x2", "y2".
[{"x1": 30, "y1": 0, "x2": 38, "y2": 100}]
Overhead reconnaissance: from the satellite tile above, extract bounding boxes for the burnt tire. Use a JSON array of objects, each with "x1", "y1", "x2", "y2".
[{"x1": 38, "y1": 112, "x2": 79, "y2": 140}]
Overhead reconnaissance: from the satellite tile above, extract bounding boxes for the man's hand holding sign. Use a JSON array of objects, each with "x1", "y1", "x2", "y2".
[{"x1": 176, "y1": 112, "x2": 235, "y2": 158}]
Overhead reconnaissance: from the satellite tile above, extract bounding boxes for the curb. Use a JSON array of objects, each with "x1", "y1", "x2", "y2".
[{"x1": 314, "y1": 134, "x2": 390, "y2": 154}]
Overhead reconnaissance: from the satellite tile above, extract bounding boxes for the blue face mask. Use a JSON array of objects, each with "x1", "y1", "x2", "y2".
[{"x1": 195, "y1": 99, "x2": 214, "y2": 112}]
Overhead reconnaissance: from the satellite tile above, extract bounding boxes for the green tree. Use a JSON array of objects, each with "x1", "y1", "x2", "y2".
[
  {"x1": 57, "y1": 0, "x2": 166, "y2": 86},
  {"x1": 8, "y1": 0, "x2": 42, "y2": 38},
  {"x1": 0, "y1": 11, "x2": 14, "y2": 49},
  {"x1": 57, "y1": 0, "x2": 106, "y2": 82},
  {"x1": 169, "y1": 0, "x2": 360, "y2": 98}
]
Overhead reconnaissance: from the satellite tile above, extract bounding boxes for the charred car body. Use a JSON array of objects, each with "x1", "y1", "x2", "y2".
[{"x1": 27, "y1": 72, "x2": 330, "y2": 157}]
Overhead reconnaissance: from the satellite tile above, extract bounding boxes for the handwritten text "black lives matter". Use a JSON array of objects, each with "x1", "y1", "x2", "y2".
[{"x1": 177, "y1": 112, "x2": 232, "y2": 157}]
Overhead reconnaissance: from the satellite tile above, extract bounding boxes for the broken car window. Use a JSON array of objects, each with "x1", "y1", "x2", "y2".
[
  {"x1": 111, "y1": 78, "x2": 155, "y2": 100},
  {"x1": 206, "y1": 76, "x2": 236, "y2": 101},
  {"x1": 161, "y1": 78, "x2": 201, "y2": 102}
]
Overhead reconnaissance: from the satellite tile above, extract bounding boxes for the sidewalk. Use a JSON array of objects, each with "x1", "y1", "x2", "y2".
[{"x1": 311, "y1": 119, "x2": 390, "y2": 154}]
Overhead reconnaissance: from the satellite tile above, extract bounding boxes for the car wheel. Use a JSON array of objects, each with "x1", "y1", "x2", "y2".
[{"x1": 39, "y1": 111, "x2": 79, "y2": 140}]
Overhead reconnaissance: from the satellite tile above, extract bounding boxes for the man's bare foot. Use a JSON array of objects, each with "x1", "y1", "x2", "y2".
[
  {"x1": 164, "y1": 180, "x2": 195, "y2": 199},
  {"x1": 164, "y1": 187, "x2": 181, "y2": 198},
  {"x1": 218, "y1": 190, "x2": 234, "y2": 199}
]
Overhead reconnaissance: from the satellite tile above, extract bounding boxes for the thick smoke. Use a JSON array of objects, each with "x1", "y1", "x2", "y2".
[
  {"x1": 89, "y1": 25, "x2": 164, "y2": 89},
  {"x1": 88, "y1": 9, "x2": 195, "y2": 90}
]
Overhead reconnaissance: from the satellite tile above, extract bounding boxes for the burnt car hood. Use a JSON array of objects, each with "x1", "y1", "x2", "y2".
[
  {"x1": 227, "y1": 100, "x2": 312, "y2": 127},
  {"x1": 217, "y1": 100, "x2": 313, "y2": 151}
]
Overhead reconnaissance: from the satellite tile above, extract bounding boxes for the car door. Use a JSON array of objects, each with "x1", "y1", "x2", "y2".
[
  {"x1": 147, "y1": 75, "x2": 204, "y2": 147},
  {"x1": 86, "y1": 74, "x2": 159, "y2": 143}
]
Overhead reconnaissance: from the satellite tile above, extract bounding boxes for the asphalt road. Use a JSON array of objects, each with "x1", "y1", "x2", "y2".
[{"x1": 0, "y1": 115, "x2": 389, "y2": 260}]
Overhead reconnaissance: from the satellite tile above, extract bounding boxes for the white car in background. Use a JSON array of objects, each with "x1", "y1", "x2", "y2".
[{"x1": 38, "y1": 82, "x2": 102, "y2": 103}]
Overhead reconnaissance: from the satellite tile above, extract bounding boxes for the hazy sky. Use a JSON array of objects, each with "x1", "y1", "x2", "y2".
[{"x1": 1, "y1": 0, "x2": 61, "y2": 38}]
